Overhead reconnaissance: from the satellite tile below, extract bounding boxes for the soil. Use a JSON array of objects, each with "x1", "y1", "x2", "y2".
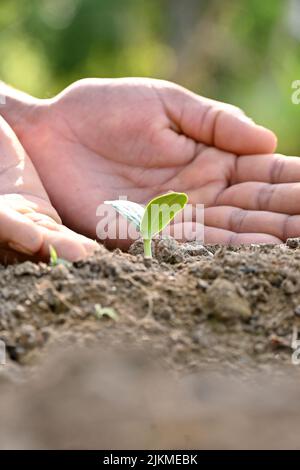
[{"x1": 1, "y1": 237, "x2": 300, "y2": 449}]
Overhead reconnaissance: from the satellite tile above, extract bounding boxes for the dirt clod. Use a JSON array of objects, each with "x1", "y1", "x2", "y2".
[{"x1": 204, "y1": 278, "x2": 252, "y2": 321}]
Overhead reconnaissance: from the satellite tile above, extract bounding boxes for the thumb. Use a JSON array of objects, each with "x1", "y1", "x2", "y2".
[
  {"x1": 160, "y1": 84, "x2": 277, "y2": 155},
  {"x1": 0, "y1": 115, "x2": 61, "y2": 222}
]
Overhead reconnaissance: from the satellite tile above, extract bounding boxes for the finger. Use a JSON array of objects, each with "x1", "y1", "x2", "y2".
[
  {"x1": 235, "y1": 153, "x2": 300, "y2": 184},
  {"x1": 2, "y1": 194, "x2": 62, "y2": 224},
  {"x1": 0, "y1": 203, "x2": 43, "y2": 255},
  {"x1": 0, "y1": 115, "x2": 51, "y2": 202},
  {"x1": 51, "y1": 224, "x2": 99, "y2": 257},
  {"x1": 38, "y1": 229, "x2": 87, "y2": 261},
  {"x1": 28, "y1": 216, "x2": 99, "y2": 261},
  {"x1": 216, "y1": 181, "x2": 300, "y2": 215},
  {"x1": 167, "y1": 220, "x2": 282, "y2": 244},
  {"x1": 160, "y1": 85, "x2": 277, "y2": 155},
  {"x1": 205, "y1": 206, "x2": 300, "y2": 241},
  {"x1": 204, "y1": 225, "x2": 282, "y2": 245},
  {"x1": 164, "y1": 221, "x2": 204, "y2": 242}
]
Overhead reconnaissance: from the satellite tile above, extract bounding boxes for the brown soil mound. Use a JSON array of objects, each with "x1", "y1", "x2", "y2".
[{"x1": 1, "y1": 238, "x2": 300, "y2": 448}]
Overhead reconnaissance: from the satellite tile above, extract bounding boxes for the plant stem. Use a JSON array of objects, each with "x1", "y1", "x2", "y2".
[{"x1": 143, "y1": 238, "x2": 152, "y2": 258}]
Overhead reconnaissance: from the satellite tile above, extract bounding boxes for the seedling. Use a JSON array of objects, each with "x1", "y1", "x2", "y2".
[
  {"x1": 49, "y1": 245, "x2": 58, "y2": 266},
  {"x1": 49, "y1": 245, "x2": 71, "y2": 267},
  {"x1": 105, "y1": 192, "x2": 188, "y2": 258},
  {"x1": 95, "y1": 304, "x2": 119, "y2": 321}
]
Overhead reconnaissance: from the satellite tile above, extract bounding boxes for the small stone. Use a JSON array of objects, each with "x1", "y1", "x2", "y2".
[
  {"x1": 14, "y1": 262, "x2": 41, "y2": 277},
  {"x1": 282, "y1": 279, "x2": 298, "y2": 295},
  {"x1": 191, "y1": 329, "x2": 210, "y2": 347},
  {"x1": 196, "y1": 279, "x2": 209, "y2": 290},
  {"x1": 240, "y1": 265, "x2": 258, "y2": 274},
  {"x1": 144, "y1": 257, "x2": 154, "y2": 268},
  {"x1": 253, "y1": 342, "x2": 265, "y2": 354},
  {"x1": 17, "y1": 324, "x2": 39, "y2": 349},
  {"x1": 170, "y1": 330, "x2": 182, "y2": 342},
  {"x1": 269, "y1": 273, "x2": 283, "y2": 287},
  {"x1": 12, "y1": 305, "x2": 26, "y2": 318},
  {"x1": 51, "y1": 264, "x2": 70, "y2": 280},
  {"x1": 286, "y1": 238, "x2": 300, "y2": 249},
  {"x1": 1, "y1": 288, "x2": 11, "y2": 300},
  {"x1": 204, "y1": 278, "x2": 252, "y2": 321},
  {"x1": 178, "y1": 243, "x2": 213, "y2": 258},
  {"x1": 294, "y1": 306, "x2": 300, "y2": 317}
]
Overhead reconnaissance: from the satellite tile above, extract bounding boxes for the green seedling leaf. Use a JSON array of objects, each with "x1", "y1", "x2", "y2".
[
  {"x1": 49, "y1": 245, "x2": 58, "y2": 266},
  {"x1": 95, "y1": 304, "x2": 119, "y2": 321},
  {"x1": 49, "y1": 245, "x2": 71, "y2": 267},
  {"x1": 103, "y1": 192, "x2": 188, "y2": 258},
  {"x1": 140, "y1": 191, "x2": 188, "y2": 257},
  {"x1": 140, "y1": 192, "x2": 188, "y2": 240},
  {"x1": 104, "y1": 200, "x2": 144, "y2": 229}
]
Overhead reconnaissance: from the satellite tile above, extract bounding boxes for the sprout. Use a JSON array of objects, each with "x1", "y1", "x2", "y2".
[
  {"x1": 95, "y1": 304, "x2": 119, "y2": 321},
  {"x1": 49, "y1": 245, "x2": 71, "y2": 267},
  {"x1": 105, "y1": 191, "x2": 188, "y2": 258},
  {"x1": 49, "y1": 245, "x2": 58, "y2": 266}
]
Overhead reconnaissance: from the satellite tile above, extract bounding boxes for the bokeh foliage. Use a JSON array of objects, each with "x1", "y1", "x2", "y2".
[{"x1": 0, "y1": 0, "x2": 300, "y2": 154}]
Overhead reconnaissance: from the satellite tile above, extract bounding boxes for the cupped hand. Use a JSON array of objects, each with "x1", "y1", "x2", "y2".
[
  {"x1": 11, "y1": 77, "x2": 300, "y2": 246},
  {"x1": 0, "y1": 116, "x2": 98, "y2": 263}
]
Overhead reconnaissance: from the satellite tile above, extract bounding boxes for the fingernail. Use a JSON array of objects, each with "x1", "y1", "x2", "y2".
[{"x1": 8, "y1": 242, "x2": 35, "y2": 256}]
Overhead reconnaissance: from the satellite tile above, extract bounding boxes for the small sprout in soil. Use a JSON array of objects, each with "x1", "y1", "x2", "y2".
[
  {"x1": 49, "y1": 245, "x2": 58, "y2": 266},
  {"x1": 49, "y1": 245, "x2": 71, "y2": 267},
  {"x1": 105, "y1": 191, "x2": 188, "y2": 258},
  {"x1": 95, "y1": 304, "x2": 119, "y2": 321}
]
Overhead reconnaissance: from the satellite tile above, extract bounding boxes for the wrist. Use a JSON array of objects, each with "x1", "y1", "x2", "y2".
[{"x1": 0, "y1": 82, "x2": 47, "y2": 141}]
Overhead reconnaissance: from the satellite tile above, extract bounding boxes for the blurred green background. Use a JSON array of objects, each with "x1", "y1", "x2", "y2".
[{"x1": 1, "y1": 0, "x2": 300, "y2": 154}]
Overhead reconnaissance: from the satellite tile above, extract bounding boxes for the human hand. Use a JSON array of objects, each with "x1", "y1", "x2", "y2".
[
  {"x1": 5, "y1": 78, "x2": 299, "y2": 247},
  {"x1": 0, "y1": 115, "x2": 98, "y2": 263}
]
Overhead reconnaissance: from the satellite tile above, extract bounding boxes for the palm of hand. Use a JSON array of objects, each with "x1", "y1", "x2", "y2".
[{"x1": 22, "y1": 78, "x2": 300, "y2": 245}]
